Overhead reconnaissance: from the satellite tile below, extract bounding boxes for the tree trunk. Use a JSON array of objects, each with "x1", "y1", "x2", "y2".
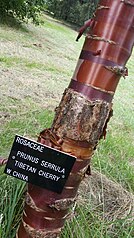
[{"x1": 17, "y1": 0, "x2": 134, "y2": 237}]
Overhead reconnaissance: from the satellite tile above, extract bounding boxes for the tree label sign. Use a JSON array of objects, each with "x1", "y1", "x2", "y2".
[{"x1": 4, "y1": 135, "x2": 76, "y2": 193}]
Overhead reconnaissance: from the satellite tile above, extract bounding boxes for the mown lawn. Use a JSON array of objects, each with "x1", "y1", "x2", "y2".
[{"x1": 0, "y1": 14, "x2": 134, "y2": 238}]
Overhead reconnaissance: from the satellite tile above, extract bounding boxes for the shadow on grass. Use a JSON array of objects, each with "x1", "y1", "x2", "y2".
[
  {"x1": 0, "y1": 14, "x2": 30, "y2": 33},
  {"x1": 0, "y1": 11, "x2": 79, "y2": 35},
  {"x1": 43, "y1": 11, "x2": 79, "y2": 32}
]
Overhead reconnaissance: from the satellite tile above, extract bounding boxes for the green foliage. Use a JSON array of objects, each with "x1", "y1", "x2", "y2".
[
  {"x1": 0, "y1": 0, "x2": 44, "y2": 24},
  {"x1": 45, "y1": 0, "x2": 99, "y2": 25}
]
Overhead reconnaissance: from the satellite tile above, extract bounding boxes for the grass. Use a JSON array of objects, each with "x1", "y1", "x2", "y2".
[
  {"x1": 0, "y1": 167, "x2": 25, "y2": 238},
  {"x1": 0, "y1": 55, "x2": 71, "y2": 76},
  {"x1": 0, "y1": 109, "x2": 54, "y2": 156},
  {"x1": 0, "y1": 13, "x2": 134, "y2": 238},
  {"x1": 92, "y1": 58, "x2": 134, "y2": 192},
  {"x1": 61, "y1": 204, "x2": 134, "y2": 238}
]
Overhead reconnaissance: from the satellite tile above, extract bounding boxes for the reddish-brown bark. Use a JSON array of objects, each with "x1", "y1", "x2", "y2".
[
  {"x1": 17, "y1": 0, "x2": 134, "y2": 237},
  {"x1": 0, "y1": 157, "x2": 7, "y2": 166}
]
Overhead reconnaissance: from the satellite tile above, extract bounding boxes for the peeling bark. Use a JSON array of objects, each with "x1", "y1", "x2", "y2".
[
  {"x1": 17, "y1": 0, "x2": 134, "y2": 237},
  {"x1": 0, "y1": 157, "x2": 7, "y2": 166},
  {"x1": 52, "y1": 88, "x2": 112, "y2": 146}
]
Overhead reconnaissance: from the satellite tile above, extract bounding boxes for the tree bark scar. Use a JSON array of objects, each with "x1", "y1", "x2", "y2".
[
  {"x1": 121, "y1": 0, "x2": 134, "y2": 6},
  {"x1": 97, "y1": 5, "x2": 110, "y2": 10},
  {"x1": 25, "y1": 193, "x2": 46, "y2": 212},
  {"x1": 49, "y1": 198, "x2": 76, "y2": 211},
  {"x1": 87, "y1": 35, "x2": 116, "y2": 45},
  {"x1": 79, "y1": 50, "x2": 119, "y2": 67},
  {"x1": 52, "y1": 88, "x2": 112, "y2": 147},
  {"x1": 69, "y1": 79, "x2": 114, "y2": 103},
  {"x1": 104, "y1": 66, "x2": 128, "y2": 78},
  {"x1": 0, "y1": 157, "x2": 7, "y2": 166},
  {"x1": 22, "y1": 220, "x2": 61, "y2": 238}
]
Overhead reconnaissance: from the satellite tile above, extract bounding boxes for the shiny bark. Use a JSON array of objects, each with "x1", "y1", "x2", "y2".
[{"x1": 17, "y1": 0, "x2": 134, "y2": 237}]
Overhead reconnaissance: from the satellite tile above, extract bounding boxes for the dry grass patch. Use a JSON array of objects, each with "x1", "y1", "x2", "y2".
[{"x1": 79, "y1": 170, "x2": 134, "y2": 222}]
